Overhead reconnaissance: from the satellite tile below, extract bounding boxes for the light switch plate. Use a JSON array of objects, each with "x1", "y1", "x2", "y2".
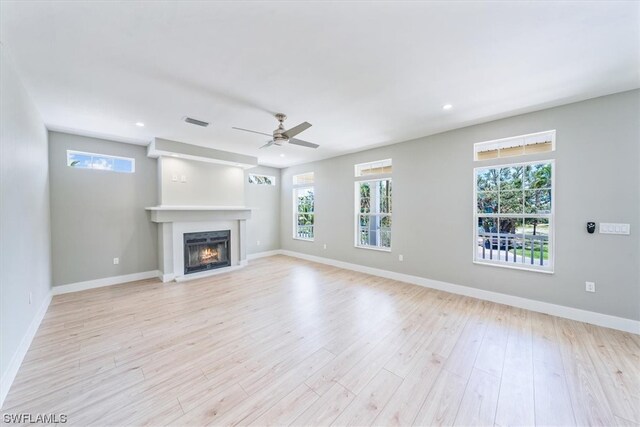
[{"x1": 599, "y1": 223, "x2": 630, "y2": 235}]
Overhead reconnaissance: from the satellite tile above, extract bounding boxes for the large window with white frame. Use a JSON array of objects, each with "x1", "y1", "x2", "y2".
[
  {"x1": 293, "y1": 172, "x2": 314, "y2": 240},
  {"x1": 474, "y1": 160, "x2": 554, "y2": 272},
  {"x1": 355, "y1": 160, "x2": 392, "y2": 250}
]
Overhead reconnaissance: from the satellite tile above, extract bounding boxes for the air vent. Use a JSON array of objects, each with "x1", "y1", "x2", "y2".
[{"x1": 183, "y1": 117, "x2": 209, "y2": 127}]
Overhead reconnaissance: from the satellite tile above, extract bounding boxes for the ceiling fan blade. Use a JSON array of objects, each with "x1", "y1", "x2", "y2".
[
  {"x1": 282, "y1": 122, "x2": 312, "y2": 139},
  {"x1": 259, "y1": 140, "x2": 275, "y2": 149},
  {"x1": 232, "y1": 127, "x2": 272, "y2": 137},
  {"x1": 289, "y1": 138, "x2": 319, "y2": 149}
]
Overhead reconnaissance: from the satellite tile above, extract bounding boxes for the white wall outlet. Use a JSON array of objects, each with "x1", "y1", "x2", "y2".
[
  {"x1": 323, "y1": 244, "x2": 327, "y2": 250},
  {"x1": 172, "y1": 174, "x2": 178, "y2": 182},
  {"x1": 29, "y1": 291, "x2": 32, "y2": 305},
  {"x1": 585, "y1": 281, "x2": 596, "y2": 293},
  {"x1": 256, "y1": 240, "x2": 261, "y2": 246},
  {"x1": 181, "y1": 175, "x2": 187, "y2": 183},
  {"x1": 113, "y1": 257, "x2": 119, "y2": 265},
  {"x1": 398, "y1": 254, "x2": 404, "y2": 262}
]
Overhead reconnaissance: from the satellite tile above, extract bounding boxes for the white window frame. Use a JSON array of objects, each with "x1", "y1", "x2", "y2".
[
  {"x1": 473, "y1": 130, "x2": 556, "y2": 161},
  {"x1": 67, "y1": 150, "x2": 135, "y2": 173},
  {"x1": 354, "y1": 160, "x2": 392, "y2": 251},
  {"x1": 473, "y1": 159, "x2": 555, "y2": 273},
  {"x1": 292, "y1": 172, "x2": 314, "y2": 242},
  {"x1": 248, "y1": 173, "x2": 276, "y2": 186}
]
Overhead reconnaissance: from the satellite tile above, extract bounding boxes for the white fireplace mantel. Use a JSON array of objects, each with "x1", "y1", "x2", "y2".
[
  {"x1": 146, "y1": 205, "x2": 252, "y2": 282},
  {"x1": 146, "y1": 205, "x2": 252, "y2": 223}
]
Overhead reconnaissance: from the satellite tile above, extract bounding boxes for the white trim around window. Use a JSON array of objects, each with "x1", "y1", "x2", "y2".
[
  {"x1": 473, "y1": 159, "x2": 555, "y2": 273},
  {"x1": 354, "y1": 177, "x2": 392, "y2": 251},
  {"x1": 292, "y1": 172, "x2": 315, "y2": 242}
]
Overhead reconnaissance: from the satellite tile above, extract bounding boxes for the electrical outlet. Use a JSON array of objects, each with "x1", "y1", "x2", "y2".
[
  {"x1": 181, "y1": 175, "x2": 187, "y2": 183},
  {"x1": 398, "y1": 254, "x2": 404, "y2": 262},
  {"x1": 113, "y1": 257, "x2": 119, "y2": 265},
  {"x1": 585, "y1": 281, "x2": 596, "y2": 293},
  {"x1": 172, "y1": 174, "x2": 178, "y2": 182},
  {"x1": 323, "y1": 244, "x2": 327, "y2": 250}
]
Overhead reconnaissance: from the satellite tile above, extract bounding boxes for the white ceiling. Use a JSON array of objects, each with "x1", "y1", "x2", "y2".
[{"x1": 1, "y1": 1, "x2": 638, "y2": 168}]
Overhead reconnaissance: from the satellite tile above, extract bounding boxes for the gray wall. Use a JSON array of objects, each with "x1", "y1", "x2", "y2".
[
  {"x1": 280, "y1": 90, "x2": 640, "y2": 321},
  {"x1": 0, "y1": 49, "x2": 52, "y2": 383},
  {"x1": 49, "y1": 132, "x2": 158, "y2": 286},
  {"x1": 159, "y1": 157, "x2": 245, "y2": 206},
  {"x1": 245, "y1": 166, "x2": 281, "y2": 255}
]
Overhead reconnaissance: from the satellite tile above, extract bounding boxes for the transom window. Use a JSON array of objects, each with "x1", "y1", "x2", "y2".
[
  {"x1": 355, "y1": 158, "x2": 392, "y2": 177},
  {"x1": 293, "y1": 172, "x2": 314, "y2": 241},
  {"x1": 474, "y1": 160, "x2": 554, "y2": 272},
  {"x1": 355, "y1": 160, "x2": 392, "y2": 250},
  {"x1": 67, "y1": 150, "x2": 135, "y2": 173},
  {"x1": 248, "y1": 173, "x2": 276, "y2": 185},
  {"x1": 474, "y1": 130, "x2": 555, "y2": 161}
]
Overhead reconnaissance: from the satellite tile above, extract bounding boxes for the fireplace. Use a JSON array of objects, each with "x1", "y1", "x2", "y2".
[{"x1": 183, "y1": 230, "x2": 231, "y2": 274}]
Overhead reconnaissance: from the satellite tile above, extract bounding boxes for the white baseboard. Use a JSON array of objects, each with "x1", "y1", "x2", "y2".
[
  {"x1": 174, "y1": 264, "x2": 247, "y2": 283},
  {"x1": 1, "y1": 291, "x2": 52, "y2": 409},
  {"x1": 247, "y1": 250, "x2": 282, "y2": 260},
  {"x1": 52, "y1": 270, "x2": 161, "y2": 295},
  {"x1": 160, "y1": 273, "x2": 176, "y2": 283},
  {"x1": 277, "y1": 250, "x2": 640, "y2": 334}
]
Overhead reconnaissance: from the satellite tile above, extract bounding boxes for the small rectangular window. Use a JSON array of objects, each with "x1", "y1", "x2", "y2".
[
  {"x1": 293, "y1": 172, "x2": 314, "y2": 240},
  {"x1": 293, "y1": 172, "x2": 314, "y2": 186},
  {"x1": 67, "y1": 150, "x2": 135, "y2": 173},
  {"x1": 248, "y1": 174, "x2": 276, "y2": 185},
  {"x1": 355, "y1": 159, "x2": 392, "y2": 177},
  {"x1": 474, "y1": 130, "x2": 555, "y2": 161}
]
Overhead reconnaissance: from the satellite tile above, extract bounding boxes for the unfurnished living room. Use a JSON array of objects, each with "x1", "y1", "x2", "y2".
[{"x1": 1, "y1": 1, "x2": 639, "y2": 426}]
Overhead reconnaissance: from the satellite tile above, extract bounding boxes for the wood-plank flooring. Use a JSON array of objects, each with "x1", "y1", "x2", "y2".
[{"x1": 3, "y1": 255, "x2": 639, "y2": 426}]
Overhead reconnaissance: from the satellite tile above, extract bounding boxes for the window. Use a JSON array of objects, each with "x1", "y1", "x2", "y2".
[
  {"x1": 67, "y1": 150, "x2": 135, "y2": 173},
  {"x1": 248, "y1": 174, "x2": 276, "y2": 185},
  {"x1": 474, "y1": 160, "x2": 554, "y2": 272},
  {"x1": 355, "y1": 158, "x2": 392, "y2": 177},
  {"x1": 355, "y1": 160, "x2": 392, "y2": 250},
  {"x1": 293, "y1": 172, "x2": 314, "y2": 240},
  {"x1": 474, "y1": 130, "x2": 555, "y2": 161},
  {"x1": 293, "y1": 172, "x2": 314, "y2": 186}
]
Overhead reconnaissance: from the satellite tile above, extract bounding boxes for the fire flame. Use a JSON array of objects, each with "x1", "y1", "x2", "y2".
[{"x1": 200, "y1": 247, "x2": 218, "y2": 262}]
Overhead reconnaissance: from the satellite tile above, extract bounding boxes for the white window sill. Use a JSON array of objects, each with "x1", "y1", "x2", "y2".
[
  {"x1": 355, "y1": 245, "x2": 391, "y2": 252},
  {"x1": 293, "y1": 237, "x2": 314, "y2": 242},
  {"x1": 473, "y1": 260, "x2": 554, "y2": 274}
]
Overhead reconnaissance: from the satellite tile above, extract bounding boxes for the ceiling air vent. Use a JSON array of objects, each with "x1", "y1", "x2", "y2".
[{"x1": 183, "y1": 117, "x2": 209, "y2": 127}]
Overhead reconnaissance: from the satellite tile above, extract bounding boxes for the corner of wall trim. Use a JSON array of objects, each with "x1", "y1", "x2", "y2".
[
  {"x1": 52, "y1": 270, "x2": 161, "y2": 295},
  {"x1": 0, "y1": 291, "x2": 52, "y2": 409},
  {"x1": 278, "y1": 250, "x2": 640, "y2": 335}
]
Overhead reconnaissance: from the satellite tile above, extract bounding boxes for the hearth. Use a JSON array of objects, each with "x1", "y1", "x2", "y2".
[{"x1": 183, "y1": 230, "x2": 230, "y2": 274}]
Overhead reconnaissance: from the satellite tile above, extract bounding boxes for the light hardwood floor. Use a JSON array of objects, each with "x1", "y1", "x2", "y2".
[{"x1": 3, "y1": 255, "x2": 639, "y2": 426}]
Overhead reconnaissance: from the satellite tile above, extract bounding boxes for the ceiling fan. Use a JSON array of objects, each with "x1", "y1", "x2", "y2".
[{"x1": 232, "y1": 113, "x2": 319, "y2": 149}]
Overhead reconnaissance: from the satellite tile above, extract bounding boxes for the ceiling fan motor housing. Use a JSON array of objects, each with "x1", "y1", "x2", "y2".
[{"x1": 273, "y1": 113, "x2": 289, "y2": 144}]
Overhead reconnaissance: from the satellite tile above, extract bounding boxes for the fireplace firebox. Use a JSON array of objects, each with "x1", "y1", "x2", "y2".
[{"x1": 183, "y1": 230, "x2": 231, "y2": 275}]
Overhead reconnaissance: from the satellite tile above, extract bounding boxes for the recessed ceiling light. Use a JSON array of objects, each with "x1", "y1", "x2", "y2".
[
  {"x1": 280, "y1": 154, "x2": 285, "y2": 158},
  {"x1": 135, "y1": 122, "x2": 145, "y2": 127},
  {"x1": 442, "y1": 104, "x2": 453, "y2": 110}
]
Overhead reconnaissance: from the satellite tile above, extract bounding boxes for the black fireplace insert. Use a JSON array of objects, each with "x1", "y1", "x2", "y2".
[{"x1": 183, "y1": 230, "x2": 231, "y2": 275}]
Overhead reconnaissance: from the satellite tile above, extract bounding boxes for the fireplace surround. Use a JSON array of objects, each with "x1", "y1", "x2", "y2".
[{"x1": 147, "y1": 206, "x2": 251, "y2": 282}]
